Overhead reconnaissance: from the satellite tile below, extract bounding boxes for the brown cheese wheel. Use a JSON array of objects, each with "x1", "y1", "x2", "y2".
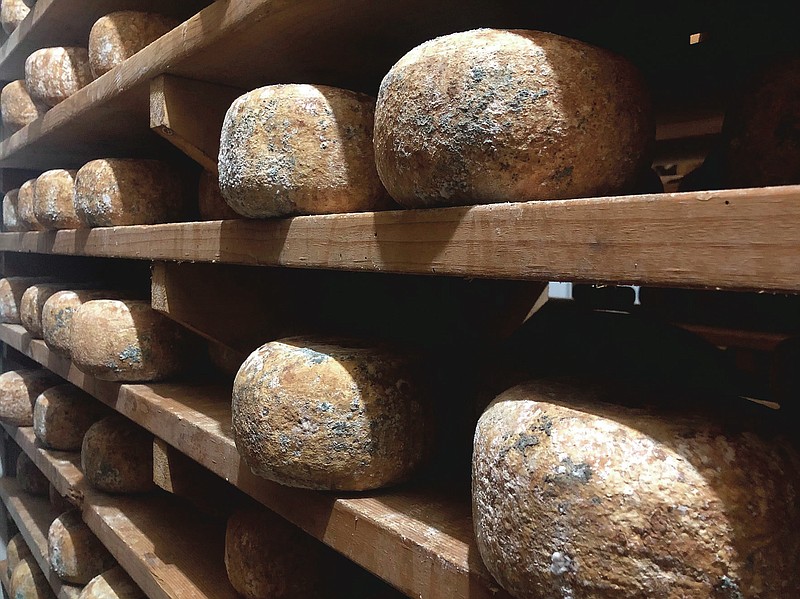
[
  {"x1": 41, "y1": 289, "x2": 123, "y2": 355},
  {"x1": 1, "y1": 80, "x2": 47, "y2": 133},
  {"x1": 20, "y1": 282, "x2": 73, "y2": 338},
  {"x1": 1, "y1": 276, "x2": 48, "y2": 323},
  {"x1": 374, "y1": 28, "x2": 653, "y2": 207},
  {"x1": 25, "y1": 47, "x2": 94, "y2": 107},
  {"x1": 49, "y1": 483, "x2": 74, "y2": 514},
  {"x1": 1, "y1": 0, "x2": 34, "y2": 34},
  {"x1": 218, "y1": 84, "x2": 393, "y2": 217},
  {"x1": 232, "y1": 337, "x2": 433, "y2": 490},
  {"x1": 70, "y1": 299, "x2": 188, "y2": 381},
  {"x1": 6, "y1": 533, "x2": 34, "y2": 580},
  {"x1": 225, "y1": 506, "x2": 326, "y2": 599},
  {"x1": 198, "y1": 170, "x2": 239, "y2": 221},
  {"x1": 88, "y1": 11, "x2": 178, "y2": 78},
  {"x1": 74, "y1": 159, "x2": 184, "y2": 227},
  {"x1": 79, "y1": 567, "x2": 145, "y2": 599},
  {"x1": 33, "y1": 169, "x2": 81, "y2": 229},
  {"x1": 10, "y1": 556, "x2": 55, "y2": 599},
  {"x1": 16, "y1": 452, "x2": 49, "y2": 496},
  {"x1": 17, "y1": 178, "x2": 45, "y2": 230},
  {"x1": 0, "y1": 368, "x2": 62, "y2": 426},
  {"x1": 34, "y1": 384, "x2": 107, "y2": 450},
  {"x1": 81, "y1": 415, "x2": 155, "y2": 493},
  {"x1": 2, "y1": 188, "x2": 23, "y2": 231},
  {"x1": 48, "y1": 511, "x2": 116, "y2": 584},
  {"x1": 472, "y1": 379, "x2": 800, "y2": 599}
]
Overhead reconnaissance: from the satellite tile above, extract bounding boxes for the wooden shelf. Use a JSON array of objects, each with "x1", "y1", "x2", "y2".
[{"x1": 0, "y1": 324, "x2": 509, "y2": 599}]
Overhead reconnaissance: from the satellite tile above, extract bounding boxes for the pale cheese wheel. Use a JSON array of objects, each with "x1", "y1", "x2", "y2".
[
  {"x1": 218, "y1": 84, "x2": 393, "y2": 217},
  {"x1": 41, "y1": 289, "x2": 123, "y2": 355},
  {"x1": 374, "y1": 29, "x2": 653, "y2": 207},
  {"x1": 33, "y1": 169, "x2": 81, "y2": 229},
  {"x1": 1, "y1": 276, "x2": 46, "y2": 322},
  {"x1": 20, "y1": 282, "x2": 73, "y2": 338},
  {"x1": 48, "y1": 511, "x2": 116, "y2": 584},
  {"x1": 79, "y1": 568, "x2": 145, "y2": 599},
  {"x1": 50, "y1": 483, "x2": 73, "y2": 514},
  {"x1": 472, "y1": 380, "x2": 800, "y2": 599},
  {"x1": 25, "y1": 47, "x2": 94, "y2": 107},
  {"x1": 6, "y1": 533, "x2": 34, "y2": 580},
  {"x1": 16, "y1": 452, "x2": 49, "y2": 496},
  {"x1": 17, "y1": 177, "x2": 45, "y2": 230},
  {"x1": 10, "y1": 556, "x2": 55, "y2": 599},
  {"x1": 88, "y1": 11, "x2": 178, "y2": 78},
  {"x1": 34, "y1": 384, "x2": 107, "y2": 450},
  {"x1": 1, "y1": 79, "x2": 47, "y2": 133},
  {"x1": 2, "y1": 188, "x2": 24, "y2": 231},
  {"x1": 0, "y1": 368, "x2": 61, "y2": 425},
  {"x1": 81, "y1": 415, "x2": 155, "y2": 493},
  {"x1": 1, "y1": 0, "x2": 34, "y2": 34},
  {"x1": 70, "y1": 299, "x2": 188, "y2": 381},
  {"x1": 198, "y1": 169, "x2": 239, "y2": 220},
  {"x1": 225, "y1": 506, "x2": 325, "y2": 599},
  {"x1": 74, "y1": 159, "x2": 184, "y2": 227},
  {"x1": 232, "y1": 337, "x2": 433, "y2": 490}
]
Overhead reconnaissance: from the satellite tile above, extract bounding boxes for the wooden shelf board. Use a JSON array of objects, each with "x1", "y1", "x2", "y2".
[
  {"x1": 0, "y1": 324, "x2": 509, "y2": 599},
  {"x1": 3, "y1": 186, "x2": 800, "y2": 292}
]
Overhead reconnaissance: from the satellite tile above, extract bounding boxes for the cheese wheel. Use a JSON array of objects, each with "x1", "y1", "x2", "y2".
[
  {"x1": 34, "y1": 384, "x2": 107, "y2": 450},
  {"x1": 20, "y1": 282, "x2": 73, "y2": 338},
  {"x1": 225, "y1": 506, "x2": 325, "y2": 599},
  {"x1": 33, "y1": 169, "x2": 81, "y2": 229},
  {"x1": 374, "y1": 29, "x2": 653, "y2": 207},
  {"x1": 2, "y1": 188, "x2": 24, "y2": 231},
  {"x1": 232, "y1": 337, "x2": 433, "y2": 490},
  {"x1": 0, "y1": 368, "x2": 62, "y2": 426},
  {"x1": 6, "y1": 533, "x2": 33, "y2": 580},
  {"x1": 1, "y1": 80, "x2": 47, "y2": 133},
  {"x1": 17, "y1": 177, "x2": 45, "y2": 230},
  {"x1": 81, "y1": 415, "x2": 155, "y2": 493},
  {"x1": 10, "y1": 556, "x2": 55, "y2": 599},
  {"x1": 1, "y1": 0, "x2": 34, "y2": 34},
  {"x1": 1, "y1": 276, "x2": 44, "y2": 322},
  {"x1": 16, "y1": 452, "x2": 49, "y2": 496},
  {"x1": 42, "y1": 289, "x2": 123, "y2": 355},
  {"x1": 49, "y1": 511, "x2": 116, "y2": 584},
  {"x1": 198, "y1": 170, "x2": 239, "y2": 221},
  {"x1": 25, "y1": 47, "x2": 94, "y2": 107},
  {"x1": 74, "y1": 159, "x2": 184, "y2": 227},
  {"x1": 218, "y1": 84, "x2": 393, "y2": 217},
  {"x1": 70, "y1": 299, "x2": 188, "y2": 381},
  {"x1": 88, "y1": 11, "x2": 178, "y2": 78},
  {"x1": 50, "y1": 483, "x2": 73, "y2": 514},
  {"x1": 472, "y1": 380, "x2": 800, "y2": 599},
  {"x1": 79, "y1": 568, "x2": 145, "y2": 599}
]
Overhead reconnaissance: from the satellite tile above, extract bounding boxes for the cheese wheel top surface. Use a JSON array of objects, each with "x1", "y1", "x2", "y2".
[
  {"x1": 41, "y1": 289, "x2": 123, "y2": 355},
  {"x1": 1, "y1": 79, "x2": 48, "y2": 133},
  {"x1": 1, "y1": 0, "x2": 34, "y2": 34},
  {"x1": 34, "y1": 383, "x2": 107, "y2": 450},
  {"x1": 49, "y1": 510, "x2": 117, "y2": 584},
  {"x1": 17, "y1": 178, "x2": 45, "y2": 230},
  {"x1": 25, "y1": 47, "x2": 94, "y2": 107},
  {"x1": 0, "y1": 368, "x2": 62, "y2": 426},
  {"x1": 34, "y1": 169, "x2": 81, "y2": 229},
  {"x1": 79, "y1": 567, "x2": 146, "y2": 599},
  {"x1": 20, "y1": 282, "x2": 73, "y2": 338}
]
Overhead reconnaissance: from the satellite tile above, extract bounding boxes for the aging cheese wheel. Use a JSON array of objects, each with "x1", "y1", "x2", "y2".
[
  {"x1": 17, "y1": 177, "x2": 45, "y2": 230},
  {"x1": 70, "y1": 299, "x2": 188, "y2": 381},
  {"x1": 50, "y1": 483, "x2": 73, "y2": 514},
  {"x1": 2, "y1": 188, "x2": 24, "y2": 232},
  {"x1": 6, "y1": 533, "x2": 33, "y2": 579},
  {"x1": 74, "y1": 159, "x2": 184, "y2": 227},
  {"x1": 198, "y1": 170, "x2": 239, "y2": 220},
  {"x1": 232, "y1": 337, "x2": 433, "y2": 490},
  {"x1": 79, "y1": 568, "x2": 145, "y2": 599},
  {"x1": 0, "y1": 368, "x2": 61, "y2": 426},
  {"x1": 88, "y1": 11, "x2": 178, "y2": 78},
  {"x1": 1, "y1": 0, "x2": 34, "y2": 34},
  {"x1": 81, "y1": 415, "x2": 155, "y2": 493},
  {"x1": 1, "y1": 79, "x2": 47, "y2": 133},
  {"x1": 374, "y1": 29, "x2": 653, "y2": 207},
  {"x1": 41, "y1": 289, "x2": 122, "y2": 355},
  {"x1": 25, "y1": 47, "x2": 94, "y2": 107},
  {"x1": 16, "y1": 452, "x2": 49, "y2": 496},
  {"x1": 225, "y1": 506, "x2": 325, "y2": 599},
  {"x1": 34, "y1": 384, "x2": 107, "y2": 450},
  {"x1": 1, "y1": 276, "x2": 44, "y2": 322},
  {"x1": 472, "y1": 380, "x2": 800, "y2": 599},
  {"x1": 10, "y1": 556, "x2": 55, "y2": 599},
  {"x1": 33, "y1": 169, "x2": 81, "y2": 229},
  {"x1": 20, "y1": 282, "x2": 73, "y2": 338},
  {"x1": 48, "y1": 511, "x2": 116, "y2": 584},
  {"x1": 218, "y1": 84, "x2": 393, "y2": 217}
]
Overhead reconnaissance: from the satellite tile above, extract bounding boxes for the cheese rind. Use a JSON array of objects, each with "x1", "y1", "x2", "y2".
[
  {"x1": 6, "y1": 533, "x2": 34, "y2": 580},
  {"x1": 34, "y1": 384, "x2": 107, "y2": 450},
  {"x1": 79, "y1": 567, "x2": 146, "y2": 599},
  {"x1": 1, "y1": 80, "x2": 47, "y2": 133},
  {"x1": 20, "y1": 282, "x2": 73, "y2": 338},
  {"x1": 34, "y1": 169, "x2": 82, "y2": 229},
  {"x1": 17, "y1": 178, "x2": 45, "y2": 230},
  {"x1": 0, "y1": 0, "x2": 34, "y2": 34},
  {"x1": 81, "y1": 415, "x2": 155, "y2": 493},
  {"x1": 16, "y1": 452, "x2": 49, "y2": 496},
  {"x1": 10, "y1": 556, "x2": 55, "y2": 599},
  {"x1": 25, "y1": 47, "x2": 94, "y2": 107},
  {"x1": 48, "y1": 511, "x2": 117, "y2": 584},
  {"x1": 0, "y1": 368, "x2": 62, "y2": 426},
  {"x1": 2, "y1": 189, "x2": 23, "y2": 231},
  {"x1": 41, "y1": 289, "x2": 122, "y2": 356}
]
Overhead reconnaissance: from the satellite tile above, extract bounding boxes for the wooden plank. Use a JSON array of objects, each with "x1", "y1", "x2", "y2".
[
  {"x1": 0, "y1": 324, "x2": 511, "y2": 599},
  {"x1": 675, "y1": 323, "x2": 791, "y2": 352},
  {"x1": 2, "y1": 186, "x2": 800, "y2": 292}
]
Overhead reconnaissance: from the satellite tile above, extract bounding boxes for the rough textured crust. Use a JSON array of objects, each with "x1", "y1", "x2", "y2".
[
  {"x1": 1, "y1": 0, "x2": 34, "y2": 34},
  {"x1": 1, "y1": 276, "x2": 45, "y2": 322},
  {"x1": 2, "y1": 188, "x2": 23, "y2": 231},
  {"x1": 17, "y1": 178, "x2": 45, "y2": 230},
  {"x1": 79, "y1": 567, "x2": 146, "y2": 599},
  {"x1": 20, "y1": 282, "x2": 73, "y2": 338},
  {"x1": 42, "y1": 289, "x2": 122, "y2": 355},
  {"x1": 225, "y1": 506, "x2": 325, "y2": 598},
  {"x1": 17, "y1": 452, "x2": 49, "y2": 496},
  {"x1": 198, "y1": 169, "x2": 239, "y2": 220},
  {"x1": 50, "y1": 482, "x2": 74, "y2": 514},
  {"x1": 0, "y1": 368, "x2": 62, "y2": 426},
  {"x1": 34, "y1": 384, "x2": 107, "y2": 450},
  {"x1": 74, "y1": 158, "x2": 185, "y2": 227},
  {"x1": 6, "y1": 533, "x2": 34, "y2": 579},
  {"x1": 472, "y1": 379, "x2": 800, "y2": 599},
  {"x1": 25, "y1": 47, "x2": 94, "y2": 107},
  {"x1": 10, "y1": 556, "x2": 55, "y2": 599},
  {"x1": 81, "y1": 415, "x2": 155, "y2": 493},
  {"x1": 219, "y1": 84, "x2": 393, "y2": 217},
  {"x1": 88, "y1": 11, "x2": 178, "y2": 78},
  {"x1": 374, "y1": 28, "x2": 653, "y2": 207},
  {"x1": 1, "y1": 79, "x2": 48, "y2": 133},
  {"x1": 70, "y1": 299, "x2": 188, "y2": 381},
  {"x1": 48, "y1": 511, "x2": 117, "y2": 584},
  {"x1": 34, "y1": 169, "x2": 82, "y2": 229},
  {"x1": 232, "y1": 337, "x2": 433, "y2": 490}
]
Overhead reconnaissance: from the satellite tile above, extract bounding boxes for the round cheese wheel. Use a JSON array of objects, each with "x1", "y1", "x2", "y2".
[
  {"x1": 25, "y1": 47, "x2": 94, "y2": 107},
  {"x1": 1, "y1": 79, "x2": 47, "y2": 133},
  {"x1": 374, "y1": 28, "x2": 653, "y2": 207},
  {"x1": 17, "y1": 178, "x2": 45, "y2": 230},
  {"x1": 33, "y1": 169, "x2": 81, "y2": 229},
  {"x1": 16, "y1": 452, "x2": 49, "y2": 496},
  {"x1": 232, "y1": 337, "x2": 433, "y2": 490},
  {"x1": 0, "y1": 368, "x2": 62, "y2": 426},
  {"x1": 472, "y1": 380, "x2": 800, "y2": 599},
  {"x1": 198, "y1": 170, "x2": 239, "y2": 220},
  {"x1": 88, "y1": 11, "x2": 178, "y2": 78},
  {"x1": 225, "y1": 506, "x2": 325, "y2": 599},
  {"x1": 20, "y1": 282, "x2": 73, "y2": 338},
  {"x1": 219, "y1": 84, "x2": 393, "y2": 217},
  {"x1": 34, "y1": 384, "x2": 107, "y2": 450},
  {"x1": 41, "y1": 289, "x2": 123, "y2": 356},
  {"x1": 79, "y1": 568, "x2": 145, "y2": 599},
  {"x1": 2, "y1": 188, "x2": 24, "y2": 232},
  {"x1": 1, "y1": 0, "x2": 34, "y2": 34},
  {"x1": 50, "y1": 483, "x2": 74, "y2": 514},
  {"x1": 74, "y1": 159, "x2": 184, "y2": 227},
  {"x1": 1, "y1": 276, "x2": 46, "y2": 323},
  {"x1": 6, "y1": 533, "x2": 34, "y2": 580},
  {"x1": 81, "y1": 415, "x2": 155, "y2": 493},
  {"x1": 70, "y1": 299, "x2": 188, "y2": 381},
  {"x1": 48, "y1": 511, "x2": 116, "y2": 584},
  {"x1": 10, "y1": 556, "x2": 55, "y2": 599}
]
